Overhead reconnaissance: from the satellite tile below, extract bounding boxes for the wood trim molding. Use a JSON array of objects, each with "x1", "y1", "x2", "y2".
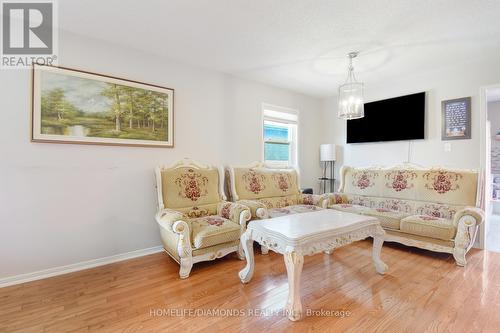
[
  {"x1": 384, "y1": 234, "x2": 453, "y2": 254},
  {"x1": 0, "y1": 246, "x2": 163, "y2": 288}
]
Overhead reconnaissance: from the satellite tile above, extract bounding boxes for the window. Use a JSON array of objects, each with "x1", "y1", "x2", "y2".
[{"x1": 262, "y1": 104, "x2": 298, "y2": 168}]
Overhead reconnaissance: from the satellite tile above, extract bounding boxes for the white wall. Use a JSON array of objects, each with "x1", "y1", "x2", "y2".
[
  {"x1": 0, "y1": 31, "x2": 323, "y2": 279},
  {"x1": 322, "y1": 56, "x2": 500, "y2": 186}
]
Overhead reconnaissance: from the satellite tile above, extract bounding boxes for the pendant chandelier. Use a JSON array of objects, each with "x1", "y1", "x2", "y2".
[{"x1": 338, "y1": 52, "x2": 364, "y2": 120}]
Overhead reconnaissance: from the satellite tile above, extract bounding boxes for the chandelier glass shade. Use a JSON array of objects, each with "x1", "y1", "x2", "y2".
[{"x1": 338, "y1": 52, "x2": 364, "y2": 120}]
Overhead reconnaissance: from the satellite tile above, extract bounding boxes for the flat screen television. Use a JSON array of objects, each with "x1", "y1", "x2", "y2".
[{"x1": 346, "y1": 92, "x2": 425, "y2": 143}]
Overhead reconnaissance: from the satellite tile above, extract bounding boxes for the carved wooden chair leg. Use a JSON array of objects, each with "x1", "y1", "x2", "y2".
[
  {"x1": 179, "y1": 257, "x2": 193, "y2": 279},
  {"x1": 175, "y1": 221, "x2": 193, "y2": 279},
  {"x1": 453, "y1": 217, "x2": 478, "y2": 267},
  {"x1": 237, "y1": 242, "x2": 245, "y2": 260},
  {"x1": 453, "y1": 248, "x2": 466, "y2": 267}
]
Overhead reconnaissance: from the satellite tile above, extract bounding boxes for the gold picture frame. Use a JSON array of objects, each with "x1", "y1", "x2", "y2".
[{"x1": 31, "y1": 64, "x2": 174, "y2": 147}]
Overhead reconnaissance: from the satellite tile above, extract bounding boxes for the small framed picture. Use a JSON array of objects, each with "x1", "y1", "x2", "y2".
[{"x1": 441, "y1": 97, "x2": 471, "y2": 140}]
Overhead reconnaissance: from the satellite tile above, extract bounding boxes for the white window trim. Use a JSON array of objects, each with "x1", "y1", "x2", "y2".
[{"x1": 261, "y1": 103, "x2": 299, "y2": 169}]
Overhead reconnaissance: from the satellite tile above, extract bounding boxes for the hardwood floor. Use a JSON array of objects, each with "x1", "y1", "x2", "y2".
[{"x1": 1, "y1": 241, "x2": 500, "y2": 333}]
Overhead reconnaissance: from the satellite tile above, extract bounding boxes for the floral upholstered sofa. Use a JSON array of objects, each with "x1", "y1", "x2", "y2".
[
  {"x1": 327, "y1": 165, "x2": 484, "y2": 266},
  {"x1": 227, "y1": 162, "x2": 328, "y2": 220},
  {"x1": 226, "y1": 163, "x2": 328, "y2": 253},
  {"x1": 155, "y1": 159, "x2": 251, "y2": 278}
]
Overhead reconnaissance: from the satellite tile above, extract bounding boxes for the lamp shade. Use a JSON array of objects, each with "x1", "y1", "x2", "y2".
[
  {"x1": 338, "y1": 82, "x2": 364, "y2": 120},
  {"x1": 320, "y1": 144, "x2": 336, "y2": 161},
  {"x1": 338, "y1": 52, "x2": 364, "y2": 120}
]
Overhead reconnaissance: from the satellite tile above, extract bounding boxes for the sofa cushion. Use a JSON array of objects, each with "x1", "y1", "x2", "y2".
[
  {"x1": 190, "y1": 215, "x2": 241, "y2": 249},
  {"x1": 268, "y1": 204, "x2": 323, "y2": 218},
  {"x1": 232, "y1": 167, "x2": 300, "y2": 200},
  {"x1": 329, "y1": 204, "x2": 406, "y2": 230},
  {"x1": 162, "y1": 167, "x2": 221, "y2": 209},
  {"x1": 175, "y1": 203, "x2": 218, "y2": 218},
  {"x1": 413, "y1": 202, "x2": 462, "y2": 220},
  {"x1": 328, "y1": 193, "x2": 350, "y2": 205},
  {"x1": 375, "y1": 198, "x2": 415, "y2": 214},
  {"x1": 400, "y1": 215, "x2": 456, "y2": 241},
  {"x1": 341, "y1": 166, "x2": 478, "y2": 207},
  {"x1": 349, "y1": 194, "x2": 377, "y2": 208},
  {"x1": 362, "y1": 208, "x2": 409, "y2": 230},
  {"x1": 257, "y1": 195, "x2": 298, "y2": 209},
  {"x1": 329, "y1": 203, "x2": 374, "y2": 214}
]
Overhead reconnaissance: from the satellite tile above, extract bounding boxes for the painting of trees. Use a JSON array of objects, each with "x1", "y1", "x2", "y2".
[
  {"x1": 100, "y1": 84, "x2": 169, "y2": 133},
  {"x1": 34, "y1": 65, "x2": 173, "y2": 147},
  {"x1": 101, "y1": 83, "x2": 125, "y2": 132},
  {"x1": 41, "y1": 88, "x2": 81, "y2": 120}
]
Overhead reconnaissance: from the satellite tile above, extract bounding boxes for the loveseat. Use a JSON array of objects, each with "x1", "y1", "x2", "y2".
[
  {"x1": 227, "y1": 162, "x2": 328, "y2": 217},
  {"x1": 327, "y1": 165, "x2": 484, "y2": 266},
  {"x1": 226, "y1": 163, "x2": 328, "y2": 252}
]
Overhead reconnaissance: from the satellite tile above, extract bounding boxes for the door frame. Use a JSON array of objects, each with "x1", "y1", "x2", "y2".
[{"x1": 479, "y1": 84, "x2": 500, "y2": 249}]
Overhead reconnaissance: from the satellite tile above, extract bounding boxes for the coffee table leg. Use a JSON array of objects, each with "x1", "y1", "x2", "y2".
[
  {"x1": 238, "y1": 231, "x2": 255, "y2": 283},
  {"x1": 284, "y1": 251, "x2": 304, "y2": 321},
  {"x1": 372, "y1": 226, "x2": 388, "y2": 275}
]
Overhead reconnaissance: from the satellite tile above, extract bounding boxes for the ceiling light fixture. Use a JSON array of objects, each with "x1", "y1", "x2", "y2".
[{"x1": 338, "y1": 52, "x2": 364, "y2": 120}]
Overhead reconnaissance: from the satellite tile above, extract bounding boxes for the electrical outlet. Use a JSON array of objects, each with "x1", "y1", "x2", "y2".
[{"x1": 444, "y1": 143, "x2": 451, "y2": 152}]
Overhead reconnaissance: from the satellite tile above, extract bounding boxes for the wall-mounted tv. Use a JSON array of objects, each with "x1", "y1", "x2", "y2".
[{"x1": 346, "y1": 92, "x2": 425, "y2": 143}]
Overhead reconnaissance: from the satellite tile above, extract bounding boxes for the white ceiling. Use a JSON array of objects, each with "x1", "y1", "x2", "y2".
[{"x1": 59, "y1": 0, "x2": 500, "y2": 97}]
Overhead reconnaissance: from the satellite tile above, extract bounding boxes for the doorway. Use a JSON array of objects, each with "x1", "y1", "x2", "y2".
[{"x1": 482, "y1": 85, "x2": 500, "y2": 252}]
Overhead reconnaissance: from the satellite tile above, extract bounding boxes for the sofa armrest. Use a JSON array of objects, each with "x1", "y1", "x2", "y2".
[
  {"x1": 155, "y1": 209, "x2": 190, "y2": 234},
  {"x1": 235, "y1": 200, "x2": 269, "y2": 219},
  {"x1": 155, "y1": 209, "x2": 192, "y2": 261},
  {"x1": 217, "y1": 201, "x2": 252, "y2": 226},
  {"x1": 453, "y1": 207, "x2": 484, "y2": 228},
  {"x1": 452, "y1": 207, "x2": 484, "y2": 266},
  {"x1": 298, "y1": 193, "x2": 329, "y2": 207},
  {"x1": 323, "y1": 193, "x2": 350, "y2": 208}
]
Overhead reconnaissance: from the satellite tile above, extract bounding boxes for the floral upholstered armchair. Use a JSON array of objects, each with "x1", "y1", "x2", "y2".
[
  {"x1": 155, "y1": 159, "x2": 251, "y2": 278},
  {"x1": 226, "y1": 162, "x2": 329, "y2": 253}
]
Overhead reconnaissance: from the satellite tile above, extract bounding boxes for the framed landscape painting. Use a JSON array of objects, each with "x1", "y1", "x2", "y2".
[{"x1": 32, "y1": 65, "x2": 174, "y2": 147}]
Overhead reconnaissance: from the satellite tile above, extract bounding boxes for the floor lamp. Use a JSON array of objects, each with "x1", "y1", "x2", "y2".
[{"x1": 319, "y1": 144, "x2": 336, "y2": 194}]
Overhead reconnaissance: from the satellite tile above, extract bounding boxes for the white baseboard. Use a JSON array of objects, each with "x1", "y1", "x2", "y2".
[{"x1": 0, "y1": 245, "x2": 164, "y2": 288}]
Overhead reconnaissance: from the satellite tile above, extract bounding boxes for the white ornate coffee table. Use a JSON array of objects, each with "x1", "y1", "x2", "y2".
[{"x1": 238, "y1": 209, "x2": 388, "y2": 321}]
